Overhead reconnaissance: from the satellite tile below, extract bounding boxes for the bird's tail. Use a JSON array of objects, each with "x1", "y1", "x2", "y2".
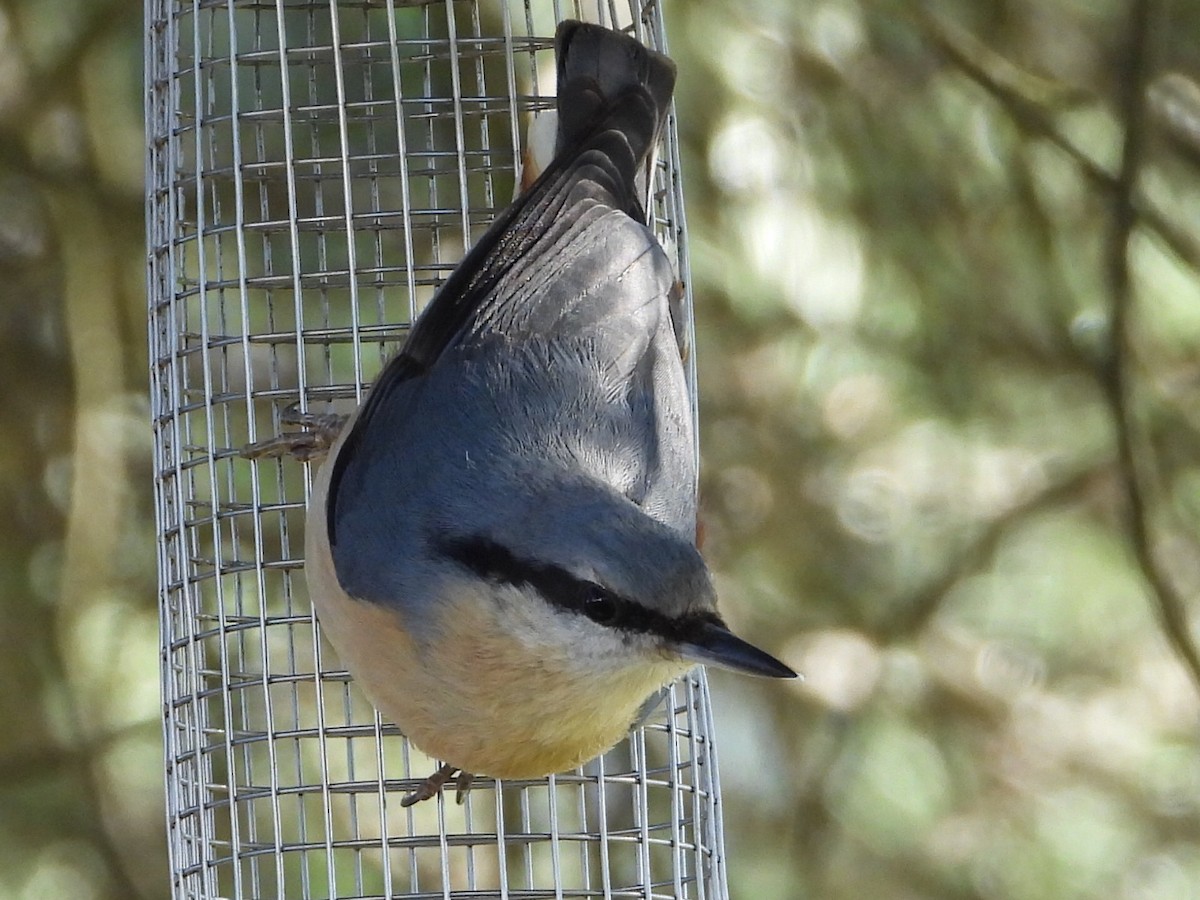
[{"x1": 550, "y1": 21, "x2": 676, "y2": 211}]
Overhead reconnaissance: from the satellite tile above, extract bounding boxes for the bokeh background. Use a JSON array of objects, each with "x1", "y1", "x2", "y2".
[{"x1": 4, "y1": 0, "x2": 1200, "y2": 898}]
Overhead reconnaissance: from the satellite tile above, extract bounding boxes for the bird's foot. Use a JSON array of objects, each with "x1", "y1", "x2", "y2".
[
  {"x1": 240, "y1": 403, "x2": 348, "y2": 462},
  {"x1": 400, "y1": 763, "x2": 477, "y2": 807},
  {"x1": 454, "y1": 770, "x2": 475, "y2": 804}
]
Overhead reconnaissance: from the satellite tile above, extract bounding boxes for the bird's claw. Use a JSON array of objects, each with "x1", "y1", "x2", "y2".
[
  {"x1": 454, "y1": 770, "x2": 475, "y2": 804},
  {"x1": 400, "y1": 763, "x2": 477, "y2": 807},
  {"x1": 240, "y1": 403, "x2": 348, "y2": 462}
]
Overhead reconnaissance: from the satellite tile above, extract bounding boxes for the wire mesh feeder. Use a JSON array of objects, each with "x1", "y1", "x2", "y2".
[{"x1": 146, "y1": 1, "x2": 726, "y2": 897}]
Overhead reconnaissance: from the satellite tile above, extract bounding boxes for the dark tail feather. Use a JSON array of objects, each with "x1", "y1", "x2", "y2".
[{"x1": 553, "y1": 21, "x2": 676, "y2": 205}]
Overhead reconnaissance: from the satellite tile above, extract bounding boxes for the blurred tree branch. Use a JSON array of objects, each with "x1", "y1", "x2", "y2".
[
  {"x1": 879, "y1": 463, "x2": 1110, "y2": 638},
  {"x1": 857, "y1": 5, "x2": 1200, "y2": 683},
  {"x1": 0, "y1": 0, "x2": 141, "y2": 214},
  {"x1": 0, "y1": 135, "x2": 138, "y2": 215},
  {"x1": 49, "y1": 188, "x2": 150, "y2": 899},
  {"x1": 1101, "y1": 0, "x2": 1200, "y2": 690},
  {"x1": 899, "y1": 1, "x2": 1200, "y2": 692},
  {"x1": 915, "y1": 7, "x2": 1200, "y2": 278},
  {"x1": 0, "y1": 0, "x2": 136, "y2": 98},
  {"x1": 0, "y1": 721, "x2": 158, "y2": 786},
  {"x1": 1149, "y1": 72, "x2": 1200, "y2": 165}
]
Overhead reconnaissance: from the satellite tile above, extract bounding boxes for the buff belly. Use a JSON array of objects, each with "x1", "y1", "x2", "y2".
[{"x1": 304, "y1": 468, "x2": 686, "y2": 778}]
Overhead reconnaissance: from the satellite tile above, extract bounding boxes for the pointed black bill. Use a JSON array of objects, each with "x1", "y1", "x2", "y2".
[{"x1": 678, "y1": 620, "x2": 797, "y2": 679}]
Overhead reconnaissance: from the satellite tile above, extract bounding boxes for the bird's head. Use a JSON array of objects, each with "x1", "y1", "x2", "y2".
[{"x1": 428, "y1": 478, "x2": 796, "y2": 682}]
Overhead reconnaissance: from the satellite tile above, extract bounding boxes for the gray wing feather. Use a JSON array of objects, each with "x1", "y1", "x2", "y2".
[{"x1": 326, "y1": 23, "x2": 692, "y2": 605}]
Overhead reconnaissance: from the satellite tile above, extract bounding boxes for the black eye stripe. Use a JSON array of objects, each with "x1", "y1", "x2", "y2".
[{"x1": 435, "y1": 535, "x2": 717, "y2": 641}]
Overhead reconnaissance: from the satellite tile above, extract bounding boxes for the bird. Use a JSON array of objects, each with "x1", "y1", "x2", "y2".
[{"x1": 293, "y1": 20, "x2": 797, "y2": 806}]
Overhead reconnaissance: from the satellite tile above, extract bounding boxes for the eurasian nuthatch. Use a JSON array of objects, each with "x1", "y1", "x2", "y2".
[{"x1": 293, "y1": 20, "x2": 795, "y2": 805}]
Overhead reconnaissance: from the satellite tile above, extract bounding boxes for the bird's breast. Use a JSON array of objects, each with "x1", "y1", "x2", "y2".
[{"x1": 307, "y1": 501, "x2": 684, "y2": 778}]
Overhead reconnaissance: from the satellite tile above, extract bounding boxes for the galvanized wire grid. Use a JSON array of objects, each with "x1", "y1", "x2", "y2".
[{"x1": 146, "y1": 1, "x2": 724, "y2": 897}]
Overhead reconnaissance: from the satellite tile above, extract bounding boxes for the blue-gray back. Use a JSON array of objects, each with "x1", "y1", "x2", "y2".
[{"x1": 326, "y1": 23, "x2": 693, "y2": 610}]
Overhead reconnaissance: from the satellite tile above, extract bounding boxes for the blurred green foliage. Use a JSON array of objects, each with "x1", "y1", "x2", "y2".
[{"x1": 2, "y1": 0, "x2": 1200, "y2": 898}]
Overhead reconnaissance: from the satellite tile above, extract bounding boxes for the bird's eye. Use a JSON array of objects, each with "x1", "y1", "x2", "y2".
[{"x1": 583, "y1": 587, "x2": 620, "y2": 626}]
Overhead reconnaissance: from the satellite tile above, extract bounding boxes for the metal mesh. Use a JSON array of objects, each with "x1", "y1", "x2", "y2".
[{"x1": 146, "y1": 1, "x2": 724, "y2": 897}]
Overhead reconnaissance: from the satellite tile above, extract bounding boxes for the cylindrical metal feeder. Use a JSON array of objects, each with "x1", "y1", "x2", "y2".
[{"x1": 146, "y1": 1, "x2": 726, "y2": 896}]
